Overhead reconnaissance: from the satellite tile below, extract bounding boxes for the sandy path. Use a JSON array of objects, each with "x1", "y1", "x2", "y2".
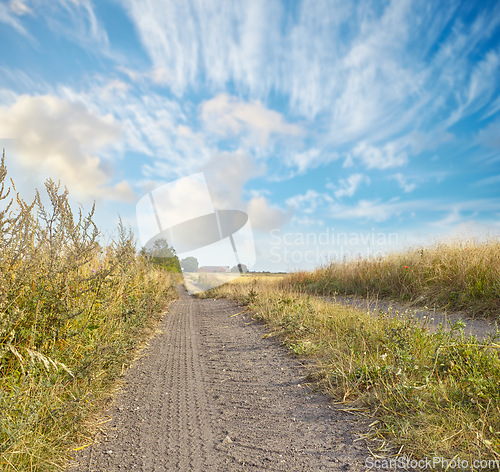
[
  {"x1": 71, "y1": 287, "x2": 373, "y2": 471},
  {"x1": 329, "y1": 295, "x2": 498, "y2": 341}
]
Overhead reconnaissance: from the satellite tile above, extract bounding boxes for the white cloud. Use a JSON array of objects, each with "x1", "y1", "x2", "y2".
[
  {"x1": 347, "y1": 141, "x2": 408, "y2": 169},
  {"x1": 405, "y1": 130, "x2": 454, "y2": 155},
  {"x1": 0, "y1": 94, "x2": 134, "y2": 202},
  {"x1": 116, "y1": 0, "x2": 500, "y2": 153},
  {"x1": 202, "y1": 150, "x2": 265, "y2": 210},
  {"x1": 0, "y1": 66, "x2": 50, "y2": 97},
  {"x1": 290, "y1": 215, "x2": 325, "y2": 227},
  {"x1": 446, "y1": 220, "x2": 500, "y2": 238},
  {"x1": 330, "y1": 198, "x2": 500, "y2": 225},
  {"x1": 333, "y1": 174, "x2": 369, "y2": 199},
  {"x1": 330, "y1": 1, "x2": 425, "y2": 140},
  {"x1": 476, "y1": 117, "x2": 500, "y2": 151},
  {"x1": 58, "y1": 78, "x2": 208, "y2": 180},
  {"x1": 200, "y1": 94, "x2": 303, "y2": 147},
  {"x1": 330, "y1": 198, "x2": 426, "y2": 223},
  {"x1": 431, "y1": 10, "x2": 500, "y2": 128},
  {"x1": 0, "y1": 1, "x2": 31, "y2": 37},
  {"x1": 119, "y1": 0, "x2": 284, "y2": 97},
  {"x1": 9, "y1": 0, "x2": 31, "y2": 15},
  {"x1": 446, "y1": 51, "x2": 500, "y2": 127},
  {"x1": 472, "y1": 174, "x2": 500, "y2": 188},
  {"x1": 466, "y1": 52, "x2": 499, "y2": 108},
  {"x1": 2, "y1": 0, "x2": 110, "y2": 52},
  {"x1": 483, "y1": 94, "x2": 500, "y2": 120},
  {"x1": 283, "y1": 0, "x2": 351, "y2": 119},
  {"x1": 247, "y1": 188, "x2": 271, "y2": 199},
  {"x1": 150, "y1": 67, "x2": 172, "y2": 86},
  {"x1": 286, "y1": 190, "x2": 333, "y2": 214},
  {"x1": 117, "y1": 66, "x2": 173, "y2": 87},
  {"x1": 430, "y1": 207, "x2": 463, "y2": 228},
  {"x1": 287, "y1": 148, "x2": 338, "y2": 174},
  {"x1": 45, "y1": 0, "x2": 109, "y2": 50},
  {"x1": 203, "y1": 150, "x2": 291, "y2": 232},
  {"x1": 288, "y1": 148, "x2": 319, "y2": 173},
  {"x1": 138, "y1": 149, "x2": 291, "y2": 233},
  {"x1": 247, "y1": 196, "x2": 291, "y2": 232},
  {"x1": 390, "y1": 173, "x2": 417, "y2": 193}
]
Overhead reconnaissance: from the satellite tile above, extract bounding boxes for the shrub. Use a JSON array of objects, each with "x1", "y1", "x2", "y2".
[{"x1": 0, "y1": 151, "x2": 177, "y2": 471}]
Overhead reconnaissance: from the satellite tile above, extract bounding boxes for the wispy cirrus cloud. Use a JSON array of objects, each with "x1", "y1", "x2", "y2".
[
  {"x1": 2, "y1": 0, "x2": 110, "y2": 51},
  {"x1": 471, "y1": 174, "x2": 500, "y2": 188},
  {"x1": 332, "y1": 174, "x2": 370, "y2": 199},
  {"x1": 58, "y1": 75, "x2": 210, "y2": 180},
  {"x1": 430, "y1": 207, "x2": 464, "y2": 228},
  {"x1": 476, "y1": 117, "x2": 500, "y2": 151},
  {"x1": 117, "y1": 0, "x2": 500, "y2": 161},
  {"x1": 389, "y1": 173, "x2": 417, "y2": 193},
  {"x1": 286, "y1": 190, "x2": 333, "y2": 214},
  {"x1": 118, "y1": 0, "x2": 285, "y2": 97},
  {"x1": 0, "y1": 1, "x2": 32, "y2": 37},
  {"x1": 329, "y1": 198, "x2": 419, "y2": 223},
  {"x1": 285, "y1": 148, "x2": 339, "y2": 175},
  {"x1": 49, "y1": 0, "x2": 109, "y2": 48},
  {"x1": 4, "y1": 0, "x2": 499, "y2": 187},
  {"x1": 330, "y1": 197, "x2": 500, "y2": 225},
  {"x1": 345, "y1": 141, "x2": 408, "y2": 169}
]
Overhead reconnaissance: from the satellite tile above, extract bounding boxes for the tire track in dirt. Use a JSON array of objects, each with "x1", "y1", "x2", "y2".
[
  {"x1": 137, "y1": 294, "x2": 215, "y2": 471},
  {"x1": 71, "y1": 287, "x2": 376, "y2": 471}
]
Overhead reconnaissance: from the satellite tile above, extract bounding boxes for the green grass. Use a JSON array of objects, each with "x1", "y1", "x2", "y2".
[
  {"x1": 288, "y1": 239, "x2": 500, "y2": 318},
  {"x1": 206, "y1": 276, "x2": 500, "y2": 468},
  {"x1": 0, "y1": 152, "x2": 178, "y2": 471}
]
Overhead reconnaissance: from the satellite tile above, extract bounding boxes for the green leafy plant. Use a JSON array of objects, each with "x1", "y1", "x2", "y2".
[{"x1": 0, "y1": 151, "x2": 178, "y2": 471}]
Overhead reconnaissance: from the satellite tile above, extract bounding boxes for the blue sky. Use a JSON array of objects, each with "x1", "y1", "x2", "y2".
[{"x1": 1, "y1": 0, "x2": 499, "y2": 271}]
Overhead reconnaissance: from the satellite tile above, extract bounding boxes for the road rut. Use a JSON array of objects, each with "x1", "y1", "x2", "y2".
[{"x1": 72, "y1": 287, "x2": 371, "y2": 471}]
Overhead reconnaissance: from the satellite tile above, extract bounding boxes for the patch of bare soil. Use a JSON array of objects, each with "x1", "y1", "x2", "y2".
[{"x1": 70, "y1": 287, "x2": 385, "y2": 471}]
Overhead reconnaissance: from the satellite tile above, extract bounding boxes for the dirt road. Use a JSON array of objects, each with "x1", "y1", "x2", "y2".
[
  {"x1": 330, "y1": 295, "x2": 498, "y2": 341},
  {"x1": 71, "y1": 287, "x2": 372, "y2": 471}
]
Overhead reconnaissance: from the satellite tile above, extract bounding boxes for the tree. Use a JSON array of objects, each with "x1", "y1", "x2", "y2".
[
  {"x1": 230, "y1": 263, "x2": 248, "y2": 273},
  {"x1": 180, "y1": 256, "x2": 199, "y2": 272},
  {"x1": 142, "y1": 238, "x2": 181, "y2": 272}
]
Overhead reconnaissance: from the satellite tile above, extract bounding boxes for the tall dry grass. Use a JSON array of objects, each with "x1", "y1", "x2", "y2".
[
  {"x1": 0, "y1": 151, "x2": 178, "y2": 471},
  {"x1": 206, "y1": 276, "x2": 500, "y2": 466},
  {"x1": 289, "y1": 239, "x2": 500, "y2": 318}
]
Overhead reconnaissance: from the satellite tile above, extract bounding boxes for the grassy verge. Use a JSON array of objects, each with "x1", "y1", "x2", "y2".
[
  {"x1": 287, "y1": 239, "x2": 500, "y2": 318},
  {"x1": 204, "y1": 275, "x2": 500, "y2": 468},
  {"x1": 0, "y1": 153, "x2": 178, "y2": 471}
]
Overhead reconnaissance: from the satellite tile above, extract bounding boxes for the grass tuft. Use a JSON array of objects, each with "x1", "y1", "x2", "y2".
[{"x1": 288, "y1": 239, "x2": 500, "y2": 318}]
